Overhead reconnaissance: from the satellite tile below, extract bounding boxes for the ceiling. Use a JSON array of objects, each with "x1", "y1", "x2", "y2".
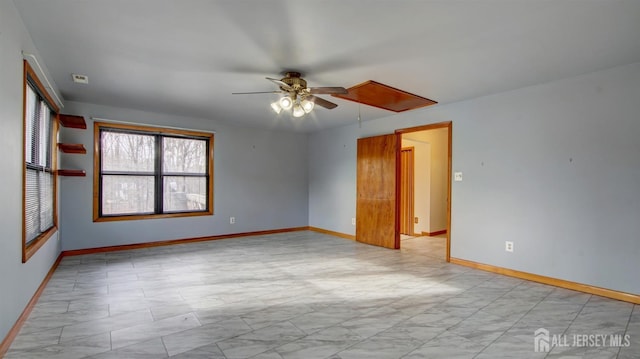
[{"x1": 14, "y1": 0, "x2": 640, "y2": 132}]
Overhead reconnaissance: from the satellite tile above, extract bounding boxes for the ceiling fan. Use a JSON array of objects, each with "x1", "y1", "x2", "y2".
[{"x1": 232, "y1": 72, "x2": 347, "y2": 117}]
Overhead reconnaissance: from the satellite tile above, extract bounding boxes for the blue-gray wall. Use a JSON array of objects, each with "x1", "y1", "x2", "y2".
[
  {"x1": 0, "y1": 0, "x2": 62, "y2": 344},
  {"x1": 308, "y1": 62, "x2": 640, "y2": 295},
  {"x1": 59, "y1": 101, "x2": 309, "y2": 251}
]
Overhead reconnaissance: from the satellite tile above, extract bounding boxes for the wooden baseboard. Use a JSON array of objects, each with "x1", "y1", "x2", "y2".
[
  {"x1": 421, "y1": 230, "x2": 447, "y2": 236},
  {"x1": 62, "y1": 227, "x2": 309, "y2": 256},
  {"x1": 450, "y1": 257, "x2": 640, "y2": 305},
  {"x1": 308, "y1": 226, "x2": 356, "y2": 240},
  {"x1": 0, "y1": 254, "x2": 63, "y2": 357}
]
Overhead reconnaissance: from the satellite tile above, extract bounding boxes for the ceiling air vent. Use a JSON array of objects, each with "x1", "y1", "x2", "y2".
[{"x1": 71, "y1": 74, "x2": 89, "y2": 84}]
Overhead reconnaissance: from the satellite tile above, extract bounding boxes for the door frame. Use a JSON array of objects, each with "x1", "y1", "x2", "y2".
[
  {"x1": 395, "y1": 121, "x2": 452, "y2": 262},
  {"x1": 400, "y1": 147, "x2": 416, "y2": 236}
]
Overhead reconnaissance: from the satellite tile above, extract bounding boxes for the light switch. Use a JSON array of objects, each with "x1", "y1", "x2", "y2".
[{"x1": 454, "y1": 172, "x2": 463, "y2": 181}]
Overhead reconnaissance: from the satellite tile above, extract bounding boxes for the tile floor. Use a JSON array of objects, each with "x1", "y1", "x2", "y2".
[{"x1": 5, "y1": 231, "x2": 638, "y2": 358}]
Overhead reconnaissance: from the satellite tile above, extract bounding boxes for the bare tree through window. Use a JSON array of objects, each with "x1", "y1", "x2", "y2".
[{"x1": 95, "y1": 123, "x2": 213, "y2": 220}]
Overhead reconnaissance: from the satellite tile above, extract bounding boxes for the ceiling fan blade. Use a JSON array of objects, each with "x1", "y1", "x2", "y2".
[
  {"x1": 231, "y1": 91, "x2": 284, "y2": 95},
  {"x1": 308, "y1": 87, "x2": 348, "y2": 95},
  {"x1": 308, "y1": 95, "x2": 338, "y2": 109},
  {"x1": 266, "y1": 77, "x2": 293, "y2": 91}
]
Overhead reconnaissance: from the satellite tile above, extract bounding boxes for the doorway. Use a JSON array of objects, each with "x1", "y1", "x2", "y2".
[
  {"x1": 355, "y1": 122, "x2": 452, "y2": 260},
  {"x1": 397, "y1": 122, "x2": 452, "y2": 261}
]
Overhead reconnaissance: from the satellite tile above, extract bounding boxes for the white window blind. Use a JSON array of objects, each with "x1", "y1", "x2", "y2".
[{"x1": 24, "y1": 83, "x2": 54, "y2": 244}]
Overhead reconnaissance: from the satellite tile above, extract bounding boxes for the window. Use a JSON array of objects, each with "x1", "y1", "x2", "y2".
[
  {"x1": 23, "y1": 60, "x2": 59, "y2": 262},
  {"x1": 94, "y1": 122, "x2": 214, "y2": 221}
]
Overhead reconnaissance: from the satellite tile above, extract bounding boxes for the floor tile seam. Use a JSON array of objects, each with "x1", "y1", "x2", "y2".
[
  {"x1": 159, "y1": 335, "x2": 172, "y2": 358},
  {"x1": 27, "y1": 311, "x2": 114, "y2": 335},
  {"x1": 441, "y1": 272, "x2": 520, "y2": 319},
  {"x1": 240, "y1": 316, "x2": 260, "y2": 331},
  {"x1": 215, "y1": 341, "x2": 231, "y2": 359},
  {"x1": 110, "y1": 310, "x2": 204, "y2": 345},
  {"x1": 287, "y1": 309, "x2": 364, "y2": 337},
  {"x1": 233, "y1": 299, "x2": 312, "y2": 322},
  {"x1": 285, "y1": 319, "x2": 310, "y2": 338},
  {"x1": 398, "y1": 330, "x2": 481, "y2": 359},
  {"x1": 3, "y1": 327, "x2": 65, "y2": 355},
  {"x1": 265, "y1": 320, "x2": 365, "y2": 358},
  {"x1": 616, "y1": 305, "x2": 634, "y2": 358},
  {"x1": 480, "y1": 283, "x2": 559, "y2": 359},
  {"x1": 163, "y1": 320, "x2": 254, "y2": 355},
  {"x1": 337, "y1": 336, "x2": 426, "y2": 359},
  {"x1": 557, "y1": 294, "x2": 593, "y2": 337},
  {"x1": 460, "y1": 278, "x2": 554, "y2": 358},
  {"x1": 541, "y1": 291, "x2": 591, "y2": 359},
  {"x1": 317, "y1": 327, "x2": 395, "y2": 359},
  {"x1": 226, "y1": 336, "x2": 298, "y2": 358}
]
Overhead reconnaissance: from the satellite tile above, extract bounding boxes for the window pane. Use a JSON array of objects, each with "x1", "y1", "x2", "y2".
[
  {"x1": 39, "y1": 171, "x2": 54, "y2": 229},
  {"x1": 163, "y1": 137, "x2": 206, "y2": 174},
  {"x1": 25, "y1": 169, "x2": 40, "y2": 243},
  {"x1": 102, "y1": 175, "x2": 154, "y2": 215},
  {"x1": 163, "y1": 176, "x2": 207, "y2": 212},
  {"x1": 25, "y1": 87, "x2": 37, "y2": 164},
  {"x1": 25, "y1": 169, "x2": 54, "y2": 244},
  {"x1": 101, "y1": 131, "x2": 155, "y2": 172}
]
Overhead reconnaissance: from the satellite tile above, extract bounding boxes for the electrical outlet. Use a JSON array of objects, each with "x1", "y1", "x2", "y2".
[
  {"x1": 351, "y1": 218, "x2": 356, "y2": 226},
  {"x1": 230, "y1": 217, "x2": 235, "y2": 224},
  {"x1": 454, "y1": 172, "x2": 463, "y2": 181},
  {"x1": 414, "y1": 217, "x2": 419, "y2": 224},
  {"x1": 505, "y1": 241, "x2": 514, "y2": 252}
]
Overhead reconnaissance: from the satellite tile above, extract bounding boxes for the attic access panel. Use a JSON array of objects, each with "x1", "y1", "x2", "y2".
[{"x1": 332, "y1": 80, "x2": 437, "y2": 112}]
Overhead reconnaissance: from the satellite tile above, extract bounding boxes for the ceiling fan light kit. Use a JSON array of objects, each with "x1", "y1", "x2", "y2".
[
  {"x1": 301, "y1": 99, "x2": 314, "y2": 113},
  {"x1": 279, "y1": 96, "x2": 293, "y2": 110},
  {"x1": 233, "y1": 71, "x2": 347, "y2": 118},
  {"x1": 292, "y1": 104, "x2": 305, "y2": 118},
  {"x1": 270, "y1": 101, "x2": 282, "y2": 114}
]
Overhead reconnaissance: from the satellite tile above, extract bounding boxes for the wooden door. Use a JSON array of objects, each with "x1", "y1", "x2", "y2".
[
  {"x1": 400, "y1": 147, "x2": 415, "y2": 236},
  {"x1": 356, "y1": 134, "x2": 399, "y2": 249}
]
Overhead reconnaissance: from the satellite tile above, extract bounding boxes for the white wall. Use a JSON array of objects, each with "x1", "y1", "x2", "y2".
[
  {"x1": 402, "y1": 138, "x2": 430, "y2": 234},
  {"x1": 0, "y1": 0, "x2": 62, "y2": 343},
  {"x1": 308, "y1": 62, "x2": 640, "y2": 295},
  {"x1": 59, "y1": 101, "x2": 309, "y2": 250},
  {"x1": 425, "y1": 128, "x2": 448, "y2": 232},
  {"x1": 404, "y1": 128, "x2": 449, "y2": 233}
]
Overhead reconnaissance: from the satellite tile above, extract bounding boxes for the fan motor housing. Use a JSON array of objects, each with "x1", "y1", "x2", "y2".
[{"x1": 281, "y1": 72, "x2": 307, "y2": 91}]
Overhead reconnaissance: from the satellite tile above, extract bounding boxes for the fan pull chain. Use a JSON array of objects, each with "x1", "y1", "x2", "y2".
[{"x1": 358, "y1": 105, "x2": 362, "y2": 128}]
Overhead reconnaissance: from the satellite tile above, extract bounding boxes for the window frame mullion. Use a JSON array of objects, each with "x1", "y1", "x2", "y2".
[{"x1": 155, "y1": 134, "x2": 163, "y2": 214}]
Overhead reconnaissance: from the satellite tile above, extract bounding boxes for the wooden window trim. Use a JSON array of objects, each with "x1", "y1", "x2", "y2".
[
  {"x1": 23, "y1": 60, "x2": 59, "y2": 263},
  {"x1": 93, "y1": 121, "x2": 214, "y2": 222}
]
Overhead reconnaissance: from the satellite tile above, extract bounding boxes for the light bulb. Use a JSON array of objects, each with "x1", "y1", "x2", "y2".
[
  {"x1": 301, "y1": 99, "x2": 315, "y2": 113},
  {"x1": 270, "y1": 101, "x2": 282, "y2": 114},
  {"x1": 279, "y1": 96, "x2": 293, "y2": 110},
  {"x1": 292, "y1": 104, "x2": 305, "y2": 118}
]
